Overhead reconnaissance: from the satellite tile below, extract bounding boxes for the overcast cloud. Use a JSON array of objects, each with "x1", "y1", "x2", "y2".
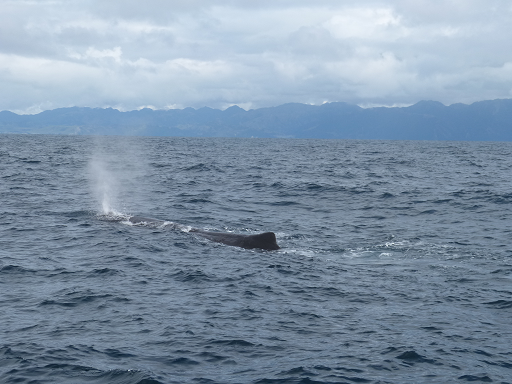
[{"x1": 1, "y1": 0, "x2": 511, "y2": 113}]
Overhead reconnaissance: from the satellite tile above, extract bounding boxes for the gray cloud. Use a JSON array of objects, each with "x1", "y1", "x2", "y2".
[{"x1": 1, "y1": 0, "x2": 511, "y2": 113}]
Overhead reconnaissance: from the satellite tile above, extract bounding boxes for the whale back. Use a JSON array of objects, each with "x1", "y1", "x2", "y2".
[
  {"x1": 128, "y1": 215, "x2": 280, "y2": 251},
  {"x1": 191, "y1": 229, "x2": 280, "y2": 251},
  {"x1": 129, "y1": 216, "x2": 165, "y2": 225}
]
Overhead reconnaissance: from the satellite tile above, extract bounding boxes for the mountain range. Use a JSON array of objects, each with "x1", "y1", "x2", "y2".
[{"x1": 1, "y1": 99, "x2": 512, "y2": 141}]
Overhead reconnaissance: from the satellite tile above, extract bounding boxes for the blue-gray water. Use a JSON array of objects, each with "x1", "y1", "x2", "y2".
[{"x1": 1, "y1": 135, "x2": 511, "y2": 384}]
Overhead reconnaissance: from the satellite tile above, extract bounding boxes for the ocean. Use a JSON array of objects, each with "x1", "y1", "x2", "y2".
[{"x1": 1, "y1": 134, "x2": 511, "y2": 384}]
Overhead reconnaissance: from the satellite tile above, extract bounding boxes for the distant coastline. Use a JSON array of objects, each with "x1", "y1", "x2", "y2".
[{"x1": 1, "y1": 99, "x2": 512, "y2": 141}]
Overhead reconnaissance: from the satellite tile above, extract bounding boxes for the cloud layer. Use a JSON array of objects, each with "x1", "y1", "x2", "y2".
[{"x1": 1, "y1": 0, "x2": 512, "y2": 113}]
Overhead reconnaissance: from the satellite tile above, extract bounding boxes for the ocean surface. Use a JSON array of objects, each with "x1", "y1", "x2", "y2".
[{"x1": 1, "y1": 134, "x2": 511, "y2": 384}]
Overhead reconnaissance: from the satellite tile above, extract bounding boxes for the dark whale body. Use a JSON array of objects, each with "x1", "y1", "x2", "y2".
[
  {"x1": 189, "y1": 229, "x2": 279, "y2": 251},
  {"x1": 128, "y1": 216, "x2": 279, "y2": 251},
  {"x1": 129, "y1": 216, "x2": 167, "y2": 225}
]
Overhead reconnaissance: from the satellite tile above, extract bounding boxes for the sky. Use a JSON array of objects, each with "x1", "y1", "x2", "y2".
[{"x1": 1, "y1": 0, "x2": 512, "y2": 113}]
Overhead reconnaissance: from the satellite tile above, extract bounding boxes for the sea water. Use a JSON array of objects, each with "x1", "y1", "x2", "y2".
[{"x1": 1, "y1": 134, "x2": 511, "y2": 384}]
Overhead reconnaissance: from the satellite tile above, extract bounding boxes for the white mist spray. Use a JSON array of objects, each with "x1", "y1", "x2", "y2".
[
  {"x1": 87, "y1": 136, "x2": 149, "y2": 218},
  {"x1": 89, "y1": 156, "x2": 119, "y2": 215}
]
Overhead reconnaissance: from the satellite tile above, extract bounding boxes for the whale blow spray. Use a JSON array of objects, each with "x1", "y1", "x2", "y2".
[
  {"x1": 88, "y1": 155, "x2": 120, "y2": 215},
  {"x1": 87, "y1": 137, "x2": 149, "y2": 217}
]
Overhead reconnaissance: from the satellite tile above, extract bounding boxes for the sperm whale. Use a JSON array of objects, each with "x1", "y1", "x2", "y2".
[{"x1": 128, "y1": 216, "x2": 280, "y2": 251}]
